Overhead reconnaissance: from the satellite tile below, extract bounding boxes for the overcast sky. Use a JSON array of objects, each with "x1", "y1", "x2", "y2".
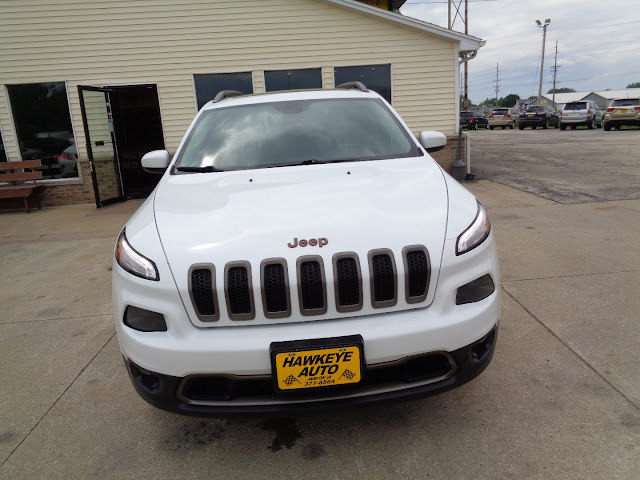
[{"x1": 400, "y1": 0, "x2": 640, "y2": 103}]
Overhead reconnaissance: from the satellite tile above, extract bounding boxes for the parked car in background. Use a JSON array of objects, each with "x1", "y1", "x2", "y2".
[
  {"x1": 559, "y1": 100, "x2": 603, "y2": 130},
  {"x1": 604, "y1": 98, "x2": 640, "y2": 131},
  {"x1": 459, "y1": 111, "x2": 488, "y2": 130},
  {"x1": 488, "y1": 108, "x2": 519, "y2": 130},
  {"x1": 518, "y1": 105, "x2": 558, "y2": 130}
]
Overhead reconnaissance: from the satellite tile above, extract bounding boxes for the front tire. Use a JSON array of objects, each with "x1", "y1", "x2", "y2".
[
  {"x1": 543, "y1": 118, "x2": 549, "y2": 129},
  {"x1": 588, "y1": 118, "x2": 594, "y2": 129},
  {"x1": 560, "y1": 124, "x2": 567, "y2": 131},
  {"x1": 510, "y1": 122, "x2": 515, "y2": 129},
  {"x1": 604, "y1": 123, "x2": 611, "y2": 131},
  {"x1": 489, "y1": 126, "x2": 494, "y2": 130},
  {"x1": 519, "y1": 125, "x2": 525, "y2": 130}
]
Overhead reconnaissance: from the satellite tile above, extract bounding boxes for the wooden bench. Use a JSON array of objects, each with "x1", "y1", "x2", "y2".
[{"x1": 0, "y1": 160, "x2": 45, "y2": 213}]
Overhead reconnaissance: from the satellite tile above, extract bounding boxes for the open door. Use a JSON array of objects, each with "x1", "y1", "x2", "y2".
[{"x1": 78, "y1": 86, "x2": 125, "y2": 207}]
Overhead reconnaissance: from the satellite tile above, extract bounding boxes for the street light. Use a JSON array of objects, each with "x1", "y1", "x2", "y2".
[{"x1": 536, "y1": 18, "x2": 551, "y2": 105}]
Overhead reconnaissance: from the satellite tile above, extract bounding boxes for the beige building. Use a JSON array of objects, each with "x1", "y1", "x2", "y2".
[{"x1": 0, "y1": 0, "x2": 483, "y2": 207}]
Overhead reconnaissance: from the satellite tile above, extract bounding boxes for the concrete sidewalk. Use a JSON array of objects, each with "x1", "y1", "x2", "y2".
[{"x1": 1, "y1": 181, "x2": 639, "y2": 479}]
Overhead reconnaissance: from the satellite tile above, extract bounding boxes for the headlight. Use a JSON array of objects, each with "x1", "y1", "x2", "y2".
[
  {"x1": 456, "y1": 201, "x2": 491, "y2": 255},
  {"x1": 115, "y1": 228, "x2": 159, "y2": 281}
]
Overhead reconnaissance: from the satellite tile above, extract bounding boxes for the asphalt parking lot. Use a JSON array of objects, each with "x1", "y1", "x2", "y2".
[{"x1": 1, "y1": 129, "x2": 639, "y2": 479}]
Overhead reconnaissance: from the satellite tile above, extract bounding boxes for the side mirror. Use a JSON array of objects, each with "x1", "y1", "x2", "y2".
[
  {"x1": 418, "y1": 131, "x2": 447, "y2": 152},
  {"x1": 141, "y1": 150, "x2": 170, "y2": 174}
]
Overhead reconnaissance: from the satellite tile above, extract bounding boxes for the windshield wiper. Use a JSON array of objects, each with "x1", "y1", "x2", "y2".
[
  {"x1": 176, "y1": 165, "x2": 222, "y2": 173},
  {"x1": 267, "y1": 159, "x2": 334, "y2": 169}
]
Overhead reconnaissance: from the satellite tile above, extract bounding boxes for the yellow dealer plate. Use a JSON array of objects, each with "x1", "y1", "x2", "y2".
[{"x1": 273, "y1": 344, "x2": 362, "y2": 391}]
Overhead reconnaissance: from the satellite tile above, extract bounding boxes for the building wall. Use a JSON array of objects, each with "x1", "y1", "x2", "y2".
[{"x1": 0, "y1": 0, "x2": 460, "y2": 205}]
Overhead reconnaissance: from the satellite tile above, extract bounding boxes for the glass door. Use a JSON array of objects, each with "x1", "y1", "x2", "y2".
[{"x1": 78, "y1": 86, "x2": 125, "y2": 207}]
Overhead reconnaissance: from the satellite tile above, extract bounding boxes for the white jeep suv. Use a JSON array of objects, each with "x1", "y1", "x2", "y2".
[{"x1": 113, "y1": 83, "x2": 500, "y2": 416}]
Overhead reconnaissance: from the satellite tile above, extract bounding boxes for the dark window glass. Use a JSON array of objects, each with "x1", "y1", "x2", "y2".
[
  {"x1": 564, "y1": 103, "x2": 587, "y2": 110},
  {"x1": 194, "y1": 72, "x2": 253, "y2": 110},
  {"x1": 0, "y1": 127, "x2": 6, "y2": 162},
  {"x1": 334, "y1": 64, "x2": 391, "y2": 103},
  {"x1": 264, "y1": 68, "x2": 322, "y2": 92},
  {"x1": 611, "y1": 98, "x2": 639, "y2": 107},
  {"x1": 7, "y1": 82, "x2": 77, "y2": 179},
  {"x1": 176, "y1": 98, "x2": 421, "y2": 171}
]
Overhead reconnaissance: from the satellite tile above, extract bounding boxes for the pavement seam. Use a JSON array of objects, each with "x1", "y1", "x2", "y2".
[
  {"x1": 502, "y1": 268, "x2": 640, "y2": 283},
  {"x1": 0, "y1": 313, "x2": 112, "y2": 326},
  {"x1": 501, "y1": 286, "x2": 640, "y2": 412},
  {"x1": 0, "y1": 332, "x2": 116, "y2": 468}
]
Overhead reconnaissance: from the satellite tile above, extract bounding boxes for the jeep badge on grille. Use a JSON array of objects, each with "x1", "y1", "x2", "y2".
[{"x1": 288, "y1": 237, "x2": 328, "y2": 248}]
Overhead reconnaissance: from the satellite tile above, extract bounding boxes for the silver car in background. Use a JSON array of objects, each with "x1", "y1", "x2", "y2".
[
  {"x1": 488, "y1": 108, "x2": 519, "y2": 130},
  {"x1": 559, "y1": 100, "x2": 603, "y2": 130}
]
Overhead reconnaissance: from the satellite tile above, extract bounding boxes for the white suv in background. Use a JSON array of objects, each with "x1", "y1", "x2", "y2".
[
  {"x1": 559, "y1": 100, "x2": 603, "y2": 130},
  {"x1": 113, "y1": 83, "x2": 500, "y2": 416}
]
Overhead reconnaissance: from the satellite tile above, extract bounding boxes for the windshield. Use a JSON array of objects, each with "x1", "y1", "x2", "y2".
[
  {"x1": 611, "y1": 98, "x2": 640, "y2": 107},
  {"x1": 564, "y1": 102, "x2": 587, "y2": 110},
  {"x1": 175, "y1": 98, "x2": 421, "y2": 171}
]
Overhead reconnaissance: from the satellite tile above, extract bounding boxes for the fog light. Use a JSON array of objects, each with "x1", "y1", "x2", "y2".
[
  {"x1": 456, "y1": 274, "x2": 495, "y2": 305},
  {"x1": 124, "y1": 305, "x2": 167, "y2": 332}
]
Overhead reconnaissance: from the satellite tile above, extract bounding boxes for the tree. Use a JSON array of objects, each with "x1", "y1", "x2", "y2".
[
  {"x1": 627, "y1": 82, "x2": 640, "y2": 88},
  {"x1": 476, "y1": 93, "x2": 520, "y2": 108},
  {"x1": 547, "y1": 87, "x2": 575, "y2": 94},
  {"x1": 498, "y1": 94, "x2": 519, "y2": 107}
]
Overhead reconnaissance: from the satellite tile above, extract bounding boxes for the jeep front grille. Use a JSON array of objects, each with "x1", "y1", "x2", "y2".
[
  {"x1": 261, "y1": 260, "x2": 290, "y2": 318},
  {"x1": 189, "y1": 247, "x2": 430, "y2": 323}
]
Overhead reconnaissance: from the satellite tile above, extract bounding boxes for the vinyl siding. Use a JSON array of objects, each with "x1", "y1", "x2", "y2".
[{"x1": 0, "y1": 0, "x2": 458, "y2": 163}]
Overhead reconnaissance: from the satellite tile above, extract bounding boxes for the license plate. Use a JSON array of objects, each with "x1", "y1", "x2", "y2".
[
  {"x1": 620, "y1": 109, "x2": 628, "y2": 113},
  {"x1": 527, "y1": 114, "x2": 534, "y2": 117},
  {"x1": 271, "y1": 336, "x2": 363, "y2": 391}
]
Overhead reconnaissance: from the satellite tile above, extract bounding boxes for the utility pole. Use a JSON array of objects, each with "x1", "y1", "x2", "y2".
[
  {"x1": 551, "y1": 41, "x2": 561, "y2": 108},
  {"x1": 494, "y1": 63, "x2": 500, "y2": 106},
  {"x1": 536, "y1": 18, "x2": 551, "y2": 105},
  {"x1": 448, "y1": 1, "x2": 469, "y2": 109}
]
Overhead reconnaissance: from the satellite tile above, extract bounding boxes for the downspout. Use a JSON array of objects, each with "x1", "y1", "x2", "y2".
[{"x1": 455, "y1": 44, "x2": 483, "y2": 181}]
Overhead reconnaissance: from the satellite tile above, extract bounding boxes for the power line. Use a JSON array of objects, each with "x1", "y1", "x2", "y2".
[{"x1": 554, "y1": 20, "x2": 640, "y2": 31}]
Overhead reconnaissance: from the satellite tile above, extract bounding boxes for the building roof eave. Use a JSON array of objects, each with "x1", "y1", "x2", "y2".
[{"x1": 321, "y1": 0, "x2": 484, "y2": 51}]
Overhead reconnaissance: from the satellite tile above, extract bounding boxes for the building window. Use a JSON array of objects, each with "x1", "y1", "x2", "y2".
[
  {"x1": 334, "y1": 64, "x2": 392, "y2": 103},
  {"x1": 194, "y1": 72, "x2": 253, "y2": 110},
  {"x1": 7, "y1": 82, "x2": 77, "y2": 179},
  {"x1": 264, "y1": 68, "x2": 322, "y2": 92}
]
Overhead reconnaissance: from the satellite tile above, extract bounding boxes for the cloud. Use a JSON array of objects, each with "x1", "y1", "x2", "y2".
[{"x1": 401, "y1": 0, "x2": 640, "y2": 101}]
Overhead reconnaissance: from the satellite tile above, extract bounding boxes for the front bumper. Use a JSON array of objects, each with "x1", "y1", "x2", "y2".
[{"x1": 124, "y1": 326, "x2": 497, "y2": 417}]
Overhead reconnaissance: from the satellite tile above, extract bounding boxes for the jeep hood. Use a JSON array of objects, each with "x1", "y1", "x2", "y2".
[{"x1": 152, "y1": 157, "x2": 449, "y2": 322}]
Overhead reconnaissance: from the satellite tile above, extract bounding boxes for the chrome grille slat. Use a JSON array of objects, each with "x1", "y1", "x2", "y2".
[
  {"x1": 368, "y1": 249, "x2": 397, "y2": 309},
  {"x1": 261, "y1": 258, "x2": 291, "y2": 319},
  {"x1": 224, "y1": 261, "x2": 255, "y2": 321},
  {"x1": 333, "y1": 252, "x2": 363, "y2": 313},
  {"x1": 189, "y1": 264, "x2": 219, "y2": 322},
  {"x1": 297, "y1": 255, "x2": 327, "y2": 315},
  {"x1": 403, "y1": 245, "x2": 430, "y2": 304}
]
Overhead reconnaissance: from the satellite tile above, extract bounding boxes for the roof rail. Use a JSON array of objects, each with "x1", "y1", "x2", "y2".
[
  {"x1": 212, "y1": 90, "x2": 245, "y2": 103},
  {"x1": 335, "y1": 81, "x2": 369, "y2": 93}
]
